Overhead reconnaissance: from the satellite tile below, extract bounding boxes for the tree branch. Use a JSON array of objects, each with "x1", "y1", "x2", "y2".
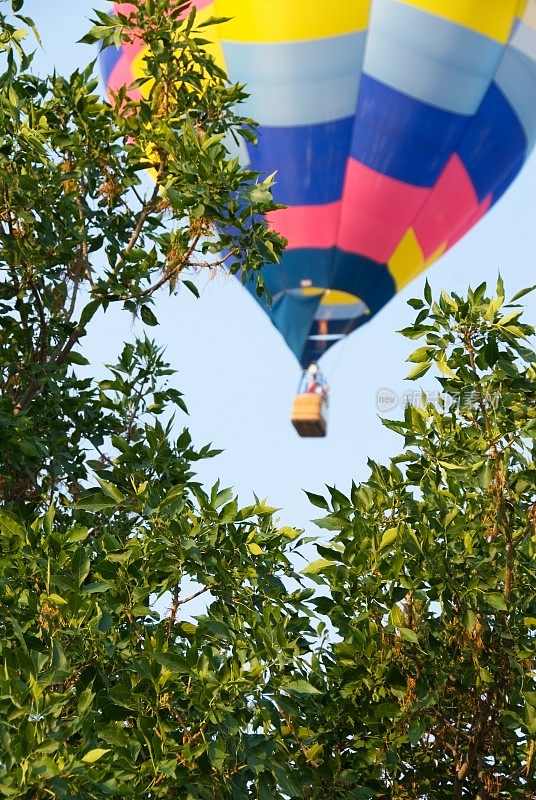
[
  {"x1": 28, "y1": 277, "x2": 48, "y2": 364},
  {"x1": 119, "y1": 230, "x2": 203, "y2": 302},
  {"x1": 111, "y1": 158, "x2": 166, "y2": 277},
  {"x1": 454, "y1": 693, "x2": 494, "y2": 796},
  {"x1": 463, "y1": 327, "x2": 494, "y2": 447}
]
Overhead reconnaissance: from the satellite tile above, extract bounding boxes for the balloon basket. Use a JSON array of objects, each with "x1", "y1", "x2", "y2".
[{"x1": 291, "y1": 393, "x2": 327, "y2": 438}]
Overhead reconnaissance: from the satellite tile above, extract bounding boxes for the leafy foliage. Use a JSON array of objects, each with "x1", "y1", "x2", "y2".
[
  {"x1": 299, "y1": 280, "x2": 536, "y2": 798},
  {"x1": 0, "y1": 0, "x2": 284, "y2": 510},
  {"x1": 0, "y1": 5, "x2": 319, "y2": 799},
  {"x1": 0, "y1": 490, "x2": 317, "y2": 799}
]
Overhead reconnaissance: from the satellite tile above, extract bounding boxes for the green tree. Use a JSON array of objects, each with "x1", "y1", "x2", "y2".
[
  {"x1": 297, "y1": 280, "x2": 536, "y2": 799},
  {"x1": 0, "y1": 0, "x2": 283, "y2": 510},
  {"x1": 0, "y1": 4, "x2": 319, "y2": 799}
]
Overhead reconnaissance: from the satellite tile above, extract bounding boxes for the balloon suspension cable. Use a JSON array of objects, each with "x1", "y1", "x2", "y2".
[{"x1": 324, "y1": 332, "x2": 350, "y2": 384}]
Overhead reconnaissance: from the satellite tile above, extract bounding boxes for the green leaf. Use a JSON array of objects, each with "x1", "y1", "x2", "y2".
[
  {"x1": 82, "y1": 749, "x2": 110, "y2": 764},
  {"x1": 153, "y1": 653, "x2": 189, "y2": 673},
  {"x1": 140, "y1": 305, "x2": 158, "y2": 326},
  {"x1": 81, "y1": 581, "x2": 113, "y2": 594},
  {"x1": 408, "y1": 718, "x2": 427, "y2": 744},
  {"x1": 407, "y1": 347, "x2": 431, "y2": 364},
  {"x1": 66, "y1": 351, "x2": 90, "y2": 366},
  {"x1": 305, "y1": 491, "x2": 329, "y2": 510},
  {"x1": 96, "y1": 477, "x2": 125, "y2": 503},
  {"x1": 311, "y1": 515, "x2": 346, "y2": 531},
  {"x1": 190, "y1": 203, "x2": 205, "y2": 219},
  {"x1": 72, "y1": 547, "x2": 91, "y2": 587},
  {"x1": 48, "y1": 593, "x2": 68, "y2": 606},
  {"x1": 245, "y1": 183, "x2": 273, "y2": 205},
  {"x1": 165, "y1": 187, "x2": 182, "y2": 208},
  {"x1": 271, "y1": 761, "x2": 302, "y2": 797},
  {"x1": 43, "y1": 503, "x2": 55, "y2": 535},
  {"x1": 282, "y1": 679, "x2": 322, "y2": 695},
  {"x1": 496, "y1": 309, "x2": 523, "y2": 327},
  {"x1": 389, "y1": 604, "x2": 405, "y2": 627},
  {"x1": 207, "y1": 740, "x2": 226, "y2": 771},
  {"x1": 219, "y1": 498, "x2": 238, "y2": 523},
  {"x1": 77, "y1": 686, "x2": 95, "y2": 716},
  {"x1": 398, "y1": 627, "x2": 419, "y2": 644},
  {"x1": 0, "y1": 508, "x2": 26, "y2": 538},
  {"x1": 278, "y1": 526, "x2": 300, "y2": 540},
  {"x1": 66, "y1": 526, "x2": 89, "y2": 543},
  {"x1": 398, "y1": 325, "x2": 432, "y2": 340},
  {"x1": 437, "y1": 352, "x2": 458, "y2": 380},
  {"x1": 406, "y1": 361, "x2": 432, "y2": 380},
  {"x1": 484, "y1": 296, "x2": 504, "y2": 321},
  {"x1": 510, "y1": 284, "x2": 536, "y2": 302},
  {"x1": 526, "y1": 703, "x2": 536, "y2": 735},
  {"x1": 74, "y1": 493, "x2": 119, "y2": 512},
  {"x1": 379, "y1": 527, "x2": 398, "y2": 551},
  {"x1": 475, "y1": 461, "x2": 493, "y2": 490},
  {"x1": 301, "y1": 558, "x2": 335, "y2": 576},
  {"x1": 78, "y1": 299, "x2": 100, "y2": 329},
  {"x1": 374, "y1": 701, "x2": 400, "y2": 719},
  {"x1": 258, "y1": 776, "x2": 276, "y2": 800},
  {"x1": 353, "y1": 790, "x2": 375, "y2": 800},
  {"x1": 437, "y1": 460, "x2": 464, "y2": 471},
  {"x1": 440, "y1": 288, "x2": 456, "y2": 311},
  {"x1": 479, "y1": 667, "x2": 493, "y2": 683},
  {"x1": 182, "y1": 279, "x2": 200, "y2": 298},
  {"x1": 51, "y1": 639, "x2": 68, "y2": 670},
  {"x1": 485, "y1": 592, "x2": 507, "y2": 611},
  {"x1": 213, "y1": 486, "x2": 233, "y2": 509},
  {"x1": 444, "y1": 508, "x2": 459, "y2": 528},
  {"x1": 462, "y1": 609, "x2": 477, "y2": 633}
]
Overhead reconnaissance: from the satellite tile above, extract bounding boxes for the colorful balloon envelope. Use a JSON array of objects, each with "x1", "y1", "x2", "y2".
[{"x1": 102, "y1": 0, "x2": 536, "y2": 367}]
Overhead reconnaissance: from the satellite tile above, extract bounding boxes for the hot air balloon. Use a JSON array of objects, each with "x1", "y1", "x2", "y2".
[{"x1": 102, "y1": 0, "x2": 536, "y2": 436}]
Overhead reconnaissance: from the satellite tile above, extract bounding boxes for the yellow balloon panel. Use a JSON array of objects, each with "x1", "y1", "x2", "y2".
[
  {"x1": 320, "y1": 290, "x2": 364, "y2": 306},
  {"x1": 301, "y1": 288, "x2": 363, "y2": 305},
  {"x1": 388, "y1": 228, "x2": 425, "y2": 291},
  {"x1": 213, "y1": 0, "x2": 370, "y2": 42},
  {"x1": 399, "y1": 0, "x2": 521, "y2": 42}
]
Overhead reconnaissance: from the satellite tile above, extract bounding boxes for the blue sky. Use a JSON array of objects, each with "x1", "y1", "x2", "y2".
[{"x1": 25, "y1": 1, "x2": 536, "y2": 534}]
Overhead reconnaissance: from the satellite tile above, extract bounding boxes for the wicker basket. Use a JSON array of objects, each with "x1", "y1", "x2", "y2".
[{"x1": 290, "y1": 393, "x2": 327, "y2": 438}]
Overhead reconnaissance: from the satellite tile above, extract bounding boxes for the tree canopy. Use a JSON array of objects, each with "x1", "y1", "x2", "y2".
[
  {"x1": 299, "y1": 279, "x2": 536, "y2": 799},
  {"x1": 0, "y1": 0, "x2": 283, "y2": 511}
]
